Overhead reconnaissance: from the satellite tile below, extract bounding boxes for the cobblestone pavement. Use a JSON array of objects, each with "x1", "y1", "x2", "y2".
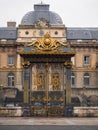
[{"x1": 0, "y1": 117, "x2": 98, "y2": 125}]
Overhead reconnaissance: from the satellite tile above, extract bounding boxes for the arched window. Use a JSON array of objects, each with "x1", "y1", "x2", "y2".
[
  {"x1": 84, "y1": 73, "x2": 90, "y2": 86},
  {"x1": 71, "y1": 73, "x2": 75, "y2": 87},
  {"x1": 8, "y1": 73, "x2": 15, "y2": 87}
]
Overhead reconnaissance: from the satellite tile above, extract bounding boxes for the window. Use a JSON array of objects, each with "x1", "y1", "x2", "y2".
[
  {"x1": 71, "y1": 73, "x2": 75, "y2": 87},
  {"x1": 84, "y1": 56, "x2": 90, "y2": 65},
  {"x1": 39, "y1": 30, "x2": 44, "y2": 36},
  {"x1": 55, "y1": 31, "x2": 58, "y2": 35},
  {"x1": 8, "y1": 56, "x2": 14, "y2": 65},
  {"x1": 84, "y1": 73, "x2": 90, "y2": 86},
  {"x1": 8, "y1": 73, "x2": 15, "y2": 87},
  {"x1": 25, "y1": 31, "x2": 29, "y2": 35}
]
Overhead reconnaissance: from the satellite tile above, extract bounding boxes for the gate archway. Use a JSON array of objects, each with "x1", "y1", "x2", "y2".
[{"x1": 19, "y1": 33, "x2": 75, "y2": 116}]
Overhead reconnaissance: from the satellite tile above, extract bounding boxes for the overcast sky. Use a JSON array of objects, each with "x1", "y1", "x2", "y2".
[{"x1": 0, "y1": 0, "x2": 98, "y2": 27}]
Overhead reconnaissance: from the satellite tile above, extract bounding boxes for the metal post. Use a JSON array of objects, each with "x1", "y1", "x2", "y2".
[
  {"x1": 66, "y1": 68, "x2": 71, "y2": 104},
  {"x1": 64, "y1": 61, "x2": 72, "y2": 105},
  {"x1": 22, "y1": 61, "x2": 30, "y2": 106},
  {"x1": 64, "y1": 61, "x2": 73, "y2": 117},
  {"x1": 45, "y1": 63, "x2": 49, "y2": 116}
]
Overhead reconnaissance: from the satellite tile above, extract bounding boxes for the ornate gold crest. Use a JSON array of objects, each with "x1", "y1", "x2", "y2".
[{"x1": 25, "y1": 33, "x2": 69, "y2": 51}]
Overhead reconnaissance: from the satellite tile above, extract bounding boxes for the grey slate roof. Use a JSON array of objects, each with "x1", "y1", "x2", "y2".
[
  {"x1": 21, "y1": 4, "x2": 63, "y2": 25},
  {"x1": 67, "y1": 28, "x2": 98, "y2": 40},
  {"x1": 0, "y1": 28, "x2": 17, "y2": 40},
  {"x1": 0, "y1": 27, "x2": 98, "y2": 40}
]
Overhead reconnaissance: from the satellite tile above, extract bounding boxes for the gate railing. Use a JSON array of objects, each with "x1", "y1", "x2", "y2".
[{"x1": 30, "y1": 91, "x2": 65, "y2": 116}]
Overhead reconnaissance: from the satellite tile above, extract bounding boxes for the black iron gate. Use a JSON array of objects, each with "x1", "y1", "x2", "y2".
[{"x1": 30, "y1": 91, "x2": 64, "y2": 116}]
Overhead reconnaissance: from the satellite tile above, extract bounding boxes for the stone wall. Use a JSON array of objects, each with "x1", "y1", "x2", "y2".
[
  {"x1": 0, "y1": 107, "x2": 23, "y2": 117},
  {"x1": 71, "y1": 88, "x2": 98, "y2": 97},
  {"x1": 1, "y1": 106, "x2": 98, "y2": 117},
  {"x1": 74, "y1": 107, "x2": 98, "y2": 117}
]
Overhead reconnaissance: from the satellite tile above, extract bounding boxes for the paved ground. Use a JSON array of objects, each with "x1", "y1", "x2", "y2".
[
  {"x1": 0, "y1": 117, "x2": 98, "y2": 130},
  {"x1": 0, "y1": 117, "x2": 98, "y2": 125},
  {"x1": 0, "y1": 125, "x2": 98, "y2": 130}
]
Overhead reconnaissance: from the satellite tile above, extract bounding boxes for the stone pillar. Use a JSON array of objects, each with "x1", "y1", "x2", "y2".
[
  {"x1": 96, "y1": 72, "x2": 98, "y2": 87},
  {"x1": 17, "y1": 54, "x2": 21, "y2": 68},
  {"x1": 96, "y1": 60, "x2": 98, "y2": 88},
  {"x1": 16, "y1": 54, "x2": 22, "y2": 90},
  {"x1": 22, "y1": 61, "x2": 30, "y2": 105},
  {"x1": 64, "y1": 61, "x2": 73, "y2": 117},
  {"x1": 64, "y1": 61, "x2": 72, "y2": 105}
]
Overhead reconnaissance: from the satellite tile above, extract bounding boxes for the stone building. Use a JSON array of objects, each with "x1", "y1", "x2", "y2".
[{"x1": 0, "y1": 3, "x2": 98, "y2": 110}]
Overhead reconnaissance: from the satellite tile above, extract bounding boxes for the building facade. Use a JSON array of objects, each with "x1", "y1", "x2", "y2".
[{"x1": 0, "y1": 3, "x2": 98, "y2": 108}]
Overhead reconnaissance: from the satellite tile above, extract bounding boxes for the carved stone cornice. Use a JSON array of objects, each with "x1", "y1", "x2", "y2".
[
  {"x1": 72, "y1": 68, "x2": 98, "y2": 72},
  {"x1": 70, "y1": 43, "x2": 98, "y2": 48},
  {"x1": 0, "y1": 68, "x2": 22, "y2": 72},
  {"x1": 19, "y1": 51, "x2": 75, "y2": 55}
]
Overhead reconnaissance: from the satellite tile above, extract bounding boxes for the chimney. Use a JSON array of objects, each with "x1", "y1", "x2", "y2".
[{"x1": 7, "y1": 21, "x2": 16, "y2": 27}]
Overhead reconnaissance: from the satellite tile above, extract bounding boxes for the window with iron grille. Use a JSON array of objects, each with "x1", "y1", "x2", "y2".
[
  {"x1": 8, "y1": 73, "x2": 15, "y2": 87},
  {"x1": 84, "y1": 56, "x2": 90, "y2": 65},
  {"x1": 8, "y1": 56, "x2": 14, "y2": 65},
  {"x1": 84, "y1": 73, "x2": 90, "y2": 86},
  {"x1": 71, "y1": 73, "x2": 75, "y2": 87}
]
